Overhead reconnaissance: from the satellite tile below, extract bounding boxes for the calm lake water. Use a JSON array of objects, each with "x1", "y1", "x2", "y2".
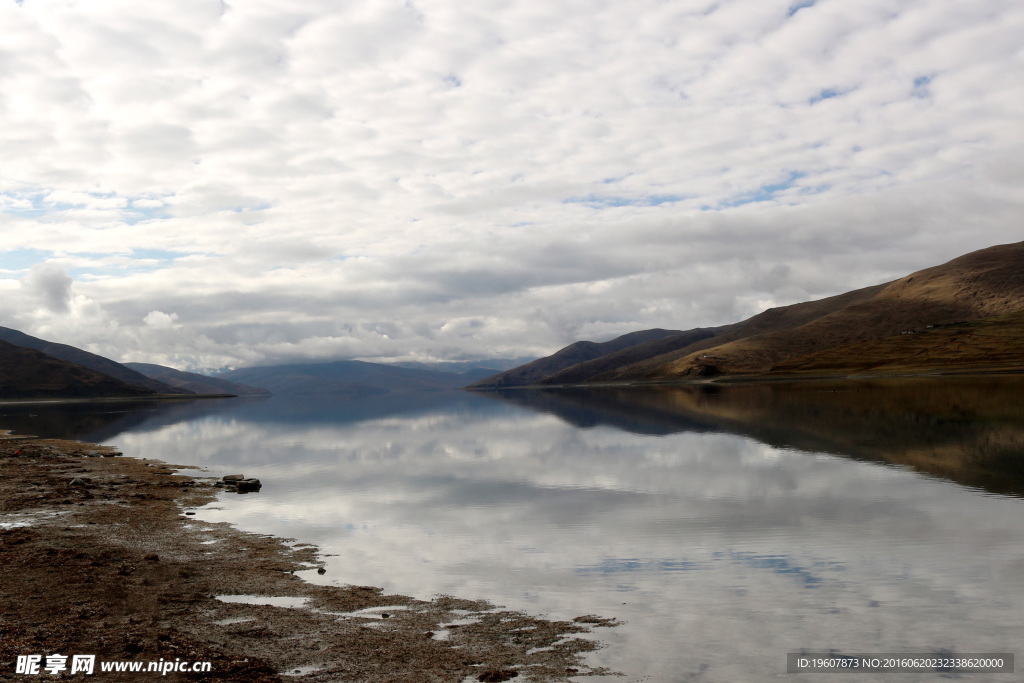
[{"x1": 5, "y1": 377, "x2": 1024, "y2": 681}]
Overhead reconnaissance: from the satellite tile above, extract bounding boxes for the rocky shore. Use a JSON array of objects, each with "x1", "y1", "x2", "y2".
[{"x1": 0, "y1": 433, "x2": 617, "y2": 682}]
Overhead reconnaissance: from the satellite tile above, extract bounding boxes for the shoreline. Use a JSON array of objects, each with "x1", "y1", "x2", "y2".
[
  {"x1": 465, "y1": 367, "x2": 1024, "y2": 391},
  {"x1": 0, "y1": 432, "x2": 617, "y2": 682},
  {"x1": 0, "y1": 394, "x2": 242, "y2": 406}
]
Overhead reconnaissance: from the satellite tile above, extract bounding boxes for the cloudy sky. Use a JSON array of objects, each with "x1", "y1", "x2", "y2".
[{"x1": 1, "y1": 0, "x2": 1021, "y2": 370}]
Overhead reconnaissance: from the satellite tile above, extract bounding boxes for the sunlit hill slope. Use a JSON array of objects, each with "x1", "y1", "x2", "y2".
[{"x1": 471, "y1": 241, "x2": 1024, "y2": 387}]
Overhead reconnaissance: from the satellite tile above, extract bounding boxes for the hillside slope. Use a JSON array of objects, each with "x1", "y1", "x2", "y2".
[
  {"x1": 0, "y1": 339, "x2": 156, "y2": 399},
  {"x1": 535, "y1": 327, "x2": 726, "y2": 385},
  {"x1": 125, "y1": 363, "x2": 271, "y2": 396},
  {"x1": 767, "y1": 310, "x2": 1024, "y2": 376},
  {"x1": 0, "y1": 327, "x2": 190, "y2": 395},
  {"x1": 468, "y1": 328, "x2": 687, "y2": 388},
  {"x1": 472, "y1": 281, "x2": 889, "y2": 388},
  {"x1": 607, "y1": 241, "x2": 1024, "y2": 381}
]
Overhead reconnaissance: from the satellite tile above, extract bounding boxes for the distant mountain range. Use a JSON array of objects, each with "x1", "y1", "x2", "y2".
[
  {"x1": 0, "y1": 324, "x2": 502, "y2": 400},
  {"x1": 216, "y1": 360, "x2": 494, "y2": 396},
  {"x1": 124, "y1": 363, "x2": 271, "y2": 396},
  {"x1": 471, "y1": 241, "x2": 1024, "y2": 388}
]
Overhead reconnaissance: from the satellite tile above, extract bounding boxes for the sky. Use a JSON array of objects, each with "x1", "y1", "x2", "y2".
[{"x1": 1, "y1": 0, "x2": 1022, "y2": 371}]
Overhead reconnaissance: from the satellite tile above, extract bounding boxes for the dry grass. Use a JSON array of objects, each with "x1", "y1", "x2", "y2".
[{"x1": 613, "y1": 241, "x2": 1024, "y2": 381}]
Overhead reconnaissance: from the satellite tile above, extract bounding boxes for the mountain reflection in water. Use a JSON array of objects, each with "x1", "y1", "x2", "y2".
[{"x1": 483, "y1": 376, "x2": 1024, "y2": 496}]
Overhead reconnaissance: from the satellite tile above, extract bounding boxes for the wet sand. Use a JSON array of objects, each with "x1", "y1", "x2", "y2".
[{"x1": 0, "y1": 433, "x2": 618, "y2": 682}]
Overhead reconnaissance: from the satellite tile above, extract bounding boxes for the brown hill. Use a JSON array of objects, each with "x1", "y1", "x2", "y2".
[
  {"x1": 0, "y1": 327, "x2": 190, "y2": 395},
  {"x1": 600, "y1": 241, "x2": 1024, "y2": 381},
  {"x1": 535, "y1": 327, "x2": 727, "y2": 385},
  {"x1": 580, "y1": 281, "x2": 891, "y2": 382},
  {"x1": 768, "y1": 310, "x2": 1024, "y2": 376},
  {"x1": 469, "y1": 328, "x2": 689, "y2": 388},
  {"x1": 472, "y1": 280, "x2": 890, "y2": 388},
  {"x1": 0, "y1": 339, "x2": 157, "y2": 399}
]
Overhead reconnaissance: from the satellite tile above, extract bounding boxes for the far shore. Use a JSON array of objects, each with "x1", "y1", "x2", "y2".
[
  {"x1": 0, "y1": 393, "x2": 241, "y2": 406},
  {"x1": 464, "y1": 366, "x2": 1024, "y2": 391}
]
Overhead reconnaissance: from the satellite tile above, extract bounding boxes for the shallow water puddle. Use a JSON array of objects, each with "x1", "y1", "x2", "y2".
[
  {"x1": 280, "y1": 665, "x2": 324, "y2": 676},
  {"x1": 0, "y1": 510, "x2": 72, "y2": 529},
  {"x1": 431, "y1": 615, "x2": 484, "y2": 640},
  {"x1": 212, "y1": 616, "x2": 256, "y2": 626},
  {"x1": 215, "y1": 595, "x2": 310, "y2": 608},
  {"x1": 327, "y1": 605, "x2": 410, "y2": 620}
]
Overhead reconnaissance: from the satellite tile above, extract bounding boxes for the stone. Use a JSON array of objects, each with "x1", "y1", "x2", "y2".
[
  {"x1": 222, "y1": 474, "x2": 245, "y2": 481},
  {"x1": 235, "y1": 478, "x2": 262, "y2": 493}
]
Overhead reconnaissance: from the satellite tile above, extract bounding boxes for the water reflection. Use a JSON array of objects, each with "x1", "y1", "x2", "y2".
[
  {"x1": 6, "y1": 379, "x2": 1024, "y2": 681},
  {"x1": 485, "y1": 376, "x2": 1024, "y2": 496}
]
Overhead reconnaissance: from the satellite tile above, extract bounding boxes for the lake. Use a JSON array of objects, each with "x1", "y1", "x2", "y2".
[{"x1": 5, "y1": 376, "x2": 1024, "y2": 681}]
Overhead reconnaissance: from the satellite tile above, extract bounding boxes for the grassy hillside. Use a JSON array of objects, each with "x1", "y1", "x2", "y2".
[
  {"x1": 0, "y1": 327, "x2": 189, "y2": 395},
  {"x1": 535, "y1": 327, "x2": 725, "y2": 385},
  {"x1": 768, "y1": 310, "x2": 1024, "y2": 376},
  {"x1": 468, "y1": 328, "x2": 687, "y2": 388},
  {"x1": 0, "y1": 339, "x2": 156, "y2": 399},
  {"x1": 475, "y1": 241, "x2": 1024, "y2": 387},
  {"x1": 601, "y1": 241, "x2": 1024, "y2": 382}
]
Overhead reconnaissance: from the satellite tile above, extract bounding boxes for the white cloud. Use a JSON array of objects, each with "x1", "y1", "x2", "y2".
[
  {"x1": 0, "y1": 0, "x2": 1021, "y2": 367},
  {"x1": 143, "y1": 310, "x2": 179, "y2": 328}
]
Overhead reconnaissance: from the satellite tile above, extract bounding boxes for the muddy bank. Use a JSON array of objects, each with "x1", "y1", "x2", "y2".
[{"x1": 0, "y1": 434, "x2": 618, "y2": 682}]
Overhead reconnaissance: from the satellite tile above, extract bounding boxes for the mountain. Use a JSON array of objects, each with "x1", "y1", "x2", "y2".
[
  {"x1": 535, "y1": 327, "x2": 728, "y2": 385},
  {"x1": 124, "y1": 363, "x2": 272, "y2": 396},
  {"x1": 474, "y1": 241, "x2": 1024, "y2": 386},
  {"x1": 613, "y1": 241, "x2": 1024, "y2": 381},
  {"x1": 469, "y1": 282, "x2": 888, "y2": 388},
  {"x1": 767, "y1": 310, "x2": 1024, "y2": 376},
  {"x1": 217, "y1": 360, "x2": 480, "y2": 396},
  {"x1": 0, "y1": 339, "x2": 156, "y2": 399},
  {"x1": 468, "y1": 328, "x2": 690, "y2": 388},
  {"x1": 588, "y1": 280, "x2": 893, "y2": 381},
  {"x1": 390, "y1": 358, "x2": 535, "y2": 373},
  {"x1": 0, "y1": 327, "x2": 190, "y2": 395}
]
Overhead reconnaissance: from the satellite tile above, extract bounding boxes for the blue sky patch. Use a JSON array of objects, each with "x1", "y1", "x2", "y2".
[
  {"x1": 810, "y1": 88, "x2": 841, "y2": 104},
  {"x1": 131, "y1": 248, "x2": 186, "y2": 262},
  {"x1": 788, "y1": 0, "x2": 816, "y2": 17},
  {"x1": 1, "y1": 190, "x2": 175, "y2": 225},
  {"x1": 0, "y1": 248, "x2": 52, "y2": 277},
  {"x1": 912, "y1": 75, "x2": 933, "y2": 98},
  {"x1": 721, "y1": 171, "x2": 807, "y2": 207},
  {"x1": 563, "y1": 194, "x2": 685, "y2": 208},
  {"x1": 0, "y1": 192, "x2": 49, "y2": 219},
  {"x1": 124, "y1": 203, "x2": 170, "y2": 225}
]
